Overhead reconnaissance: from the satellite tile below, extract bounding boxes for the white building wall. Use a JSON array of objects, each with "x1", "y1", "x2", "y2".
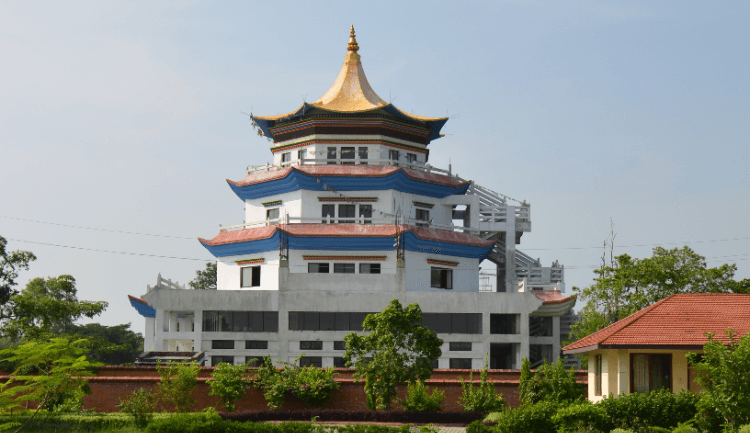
[
  {"x1": 405, "y1": 251, "x2": 479, "y2": 292},
  {"x1": 217, "y1": 252, "x2": 280, "y2": 291}
]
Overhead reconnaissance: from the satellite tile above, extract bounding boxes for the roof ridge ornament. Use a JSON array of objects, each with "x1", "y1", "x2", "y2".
[{"x1": 347, "y1": 25, "x2": 359, "y2": 52}]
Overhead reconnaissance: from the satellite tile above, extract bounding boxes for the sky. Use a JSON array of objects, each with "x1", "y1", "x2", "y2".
[{"x1": 1, "y1": 1, "x2": 748, "y2": 333}]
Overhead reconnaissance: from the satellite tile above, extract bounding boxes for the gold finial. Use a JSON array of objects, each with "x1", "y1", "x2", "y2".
[{"x1": 347, "y1": 24, "x2": 359, "y2": 52}]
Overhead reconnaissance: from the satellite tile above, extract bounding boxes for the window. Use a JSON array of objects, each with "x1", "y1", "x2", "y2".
[
  {"x1": 334, "y1": 357, "x2": 347, "y2": 368},
  {"x1": 450, "y1": 342, "x2": 472, "y2": 351},
  {"x1": 288, "y1": 312, "x2": 374, "y2": 331},
  {"x1": 334, "y1": 341, "x2": 346, "y2": 350},
  {"x1": 631, "y1": 354, "x2": 671, "y2": 393},
  {"x1": 358, "y1": 147, "x2": 368, "y2": 164},
  {"x1": 529, "y1": 316, "x2": 553, "y2": 337},
  {"x1": 322, "y1": 204, "x2": 335, "y2": 223},
  {"x1": 421, "y1": 313, "x2": 482, "y2": 334},
  {"x1": 450, "y1": 358, "x2": 472, "y2": 369},
  {"x1": 341, "y1": 147, "x2": 355, "y2": 164},
  {"x1": 594, "y1": 354, "x2": 602, "y2": 396},
  {"x1": 431, "y1": 268, "x2": 453, "y2": 290},
  {"x1": 297, "y1": 149, "x2": 306, "y2": 161},
  {"x1": 241, "y1": 266, "x2": 261, "y2": 288},
  {"x1": 303, "y1": 312, "x2": 319, "y2": 331},
  {"x1": 389, "y1": 149, "x2": 400, "y2": 166},
  {"x1": 246, "y1": 357, "x2": 264, "y2": 367},
  {"x1": 320, "y1": 312, "x2": 335, "y2": 331},
  {"x1": 308, "y1": 263, "x2": 330, "y2": 273},
  {"x1": 203, "y1": 311, "x2": 278, "y2": 332},
  {"x1": 327, "y1": 147, "x2": 337, "y2": 164},
  {"x1": 359, "y1": 204, "x2": 372, "y2": 224},
  {"x1": 415, "y1": 209, "x2": 429, "y2": 227},
  {"x1": 300, "y1": 341, "x2": 323, "y2": 350},
  {"x1": 281, "y1": 152, "x2": 291, "y2": 165},
  {"x1": 212, "y1": 356, "x2": 235, "y2": 366},
  {"x1": 490, "y1": 314, "x2": 519, "y2": 334},
  {"x1": 407, "y1": 153, "x2": 417, "y2": 165},
  {"x1": 246, "y1": 340, "x2": 268, "y2": 350},
  {"x1": 334, "y1": 263, "x2": 355, "y2": 274},
  {"x1": 299, "y1": 357, "x2": 322, "y2": 368},
  {"x1": 212, "y1": 340, "x2": 234, "y2": 350},
  {"x1": 339, "y1": 205, "x2": 355, "y2": 223},
  {"x1": 266, "y1": 208, "x2": 279, "y2": 225},
  {"x1": 359, "y1": 263, "x2": 381, "y2": 274},
  {"x1": 431, "y1": 360, "x2": 439, "y2": 369},
  {"x1": 529, "y1": 344, "x2": 554, "y2": 368}
]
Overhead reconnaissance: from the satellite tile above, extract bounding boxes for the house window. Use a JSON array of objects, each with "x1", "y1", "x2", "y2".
[
  {"x1": 432, "y1": 360, "x2": 439, "y2": 369},
  {"x1": 327, "y1": 147, "x2": 337, "y2": 164},
  {"x1": 246, "y1": 357, "x2": 265, "y2": 367},
  {"x1": 202, "y1": 311, "x2": 278, "y2": 332},
  {"x1": 631, "y1": 354, "x2": 671, "y2": 393},
  {"x1": 334, "y1": 341, "x2": 346, "y2": 350},
  {"x1": 341, "y1": 147, "x2": 355, "y2": 164},
  {"x1": 212, "y1": 340, "x2": 234, "y2": 350},
  {"x1": 450, "y1": 342, "x2": 472, "y2": 351},
  {"x1": 421, "y1": 313, "x2": 482, "y2": 334},
  {"x1": 322, "y1": 204, "x2": 335, "y2": 223},
  {"x1": 334, "y1": 357, "x2": 347, "y2": 367},
  {"x1": 299, "y1": 357, "x2": 322, "y2": 368},
  {"x1": 594, "y1": 354, "x2": 602, "y2": 396},
  {"x1": 431, "y1": 267, "x2": 453, "y2": 290},
  {"x1": 529, "y1": 316, "x2": 553, "y2": 337},
  {"x1": 358, "y1": 147, "x2": 368, "y2": 164},
  {"x1": 407, "y1": 153, "x2": 417, "y2": 165},
  {"x1": 339, "y1": 205, "x2": 355, "y2": 223},
  {"x1": 415, "y1": 209, "x2": 429, "y2": 227},
  {"x1": 245, "y1": 340, "x2": 268, "y2": 350},
  {"x1": 490, "y1": 314, "x2": 519, "y2": 334},
  {"x1": 288, "y1": 311, "x2": 374, "y2": 332},
  {"x1": 449, "y1": 358, "x2": 472, "y2": 369},
  {"x1": 266, "y1": 208, "x2": 279, "y2": 225},
  {"x1": 360, "y1": 263, "x2": 381, "y2": 274},
  {"x1": 211, "y1": 356, "x2": 235, "y2": 366},
  {"x1": 359, "y1": 204, "x2": 372, "y2": 224},
  {"x1": 297, "y1": 149, "x2": 306, "y2": 161},
  {"x1": 281, "y1": 152, "x2": 291, "y2": 165},
  {"x1": 240, "y1": 266, "x2": 261, "y2": 288},
  {"x1": 389, "y1": 149, "x2": 400, "y2": 166},
  {"x1": 308, "y1": 263, "x2": 329, "y2": 273},
  {"x1": 334, "y1": 263, "x2": 355, "y2": 274},
  {"x1": 300, "y1": 341, "x2": 323, "y2": 350}
]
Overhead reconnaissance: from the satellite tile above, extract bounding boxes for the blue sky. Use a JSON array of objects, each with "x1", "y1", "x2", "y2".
[{"x1": 1, "y1": 1, "x2": 748, "y2": 330}]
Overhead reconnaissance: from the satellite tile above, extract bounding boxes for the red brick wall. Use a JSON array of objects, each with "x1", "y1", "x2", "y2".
[{"x1": 82, "y1": 367, "x2": 586, "y2": 412}]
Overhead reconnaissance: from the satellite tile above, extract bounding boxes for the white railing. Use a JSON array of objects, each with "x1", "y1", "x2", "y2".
[
  {"x1": 247, "y1": 158, "x2": 454, "y2": 177},
  {"x1": 517, "y1": 278, "x2": 564, "y2": 293},
  {"x1": 147, "y1": 273, "x2": 185, "y2": 292}
]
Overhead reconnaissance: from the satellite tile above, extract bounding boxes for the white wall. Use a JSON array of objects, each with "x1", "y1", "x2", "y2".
[
  {"x1": 217, "y1": 252, "x2": 280, "y2": 291},
  {"x1": 405, "y1": 251, "x2": 479, "y2": 292}
]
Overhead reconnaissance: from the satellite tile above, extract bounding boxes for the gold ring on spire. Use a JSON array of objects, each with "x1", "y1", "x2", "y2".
[{"x1": 347, "y1": 25, "x2": 359, "y2": 52}]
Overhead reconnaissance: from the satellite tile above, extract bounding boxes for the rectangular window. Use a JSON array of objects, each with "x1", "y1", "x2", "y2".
[
  {"x1": 415, "y1": 209, "x2": 429, "y2": 227},
  {"x1": 449, "y1": 358, "x2": 472, "y2": 369},
  {"x1": 240, "y1": 266, "x2": 261, "y2": 288},
  {"x1": 529, "y1": 316, "x2": 553, "y2": 337},
  {"x1": 334, "y1": 263, "x2": 355, "y2": 274},
  {"x1": 263, "y1": 312, "x2": 279, "y2": 332},
  {"x1": 529, "y1": 344, "x2": 554, "y2": 368},
  {"x1": 452, "y1": 314, "x2": 467, "y2": 334},
  {"x1": 233, "y1": 312, "x2": 250, "y2": 332},
  {"x1": 334, "y1": 341, "x2": 346, "y2": 351},
  {"x1": 334, "y1": 357, "x2": 347, "y2": 368},
  {"x1": 299, "y1": 357, "x2": 322, "y2": 368},
  {"x1": 204, "y1": 311, "x2": 277, "y2": 332},
  {"x1": 435, "y1": 313, "x2": 452, "y2": 334},
  {"x1": 349, "y1": 312, "x2": 369, "y2": 332},
  {"x1": 407, "y1": 153, "x2": 417, "y2": 165},
  {"x1": 631, "y1": 354, "x2": 672, "y2": 393},
  {"x1": 300, "y1": 341, "x2": 323, "y2": 350},
  {"x1": 359, "y1": 204, "x2": 373, "y2": 224},
  {"x1": 359, "y1": 263, "x2": 381, "y2": 274},
  {"x1": 308, "y1": 263, "x2": 330, "y2": 273},
  {"x1": 320, "y1": 312, "x2": 335, "y2": 331},
  {"x1": 266, "y1": 208, "x2": 279, "y2": 225},
  {"x1": 341, "y1": 147, "x2": 355, "y2": 164},
  {"x1": 358, "y1": 147, "x2": 368, "y2": 164},
  {"x1": 246, "y1": 357, "x2": 264, "y2": 367},
  {"x1": 212, "y1": 340, "x2": 234, "y2": 350},
  {"x1": 288, "y1": 312, "x2": 373, "y2": 332},
  {"x1": 431, "y1": 359, "x2": 439, "y2": 369},
  {"x1": 218, "y1": 311, "x2": 233, "y2": 332},
  {"x1": 491, "y1": 314, "x2": 519, "y2": 334},
  {"x1": 339, "y1": 205, "x2": 356, "y2": 223},
  {"x1": 389, "y1": 149, "x2": 400, "y2": 166},
  {"x1": 248, "y1": 311, "x2": 264, "y2": 332},
  {"x1": 431, "y1": 268, "x2": 453, "y2": 290},
  {"x1": 450, "y1": 342, "x2": 472, "y2": 351},
  {"x1": 297, "y1": 149, "x2": 305, "y2": 161},
  {"x1": 303, "y1": 312, "x2": 320, "y2": 331},
  {"x1": 245, "y1": 340, "x2": 268, "y2": 350},
  {"x1": 334, "y1": 312, "x2": 349, "y2": 331},
  {"x1": 594, "y1": 354, "x2": 602, "y2": 396},
  {"x1": 281, "y1": 152, "x2": 291, "y2": 164},
  {"x1": 421, "y1": 313, "x2": 481, "y2": 334},
  {"x1": 321, "y1": 204, "x2": 336, "y2": 223},
  {"x1": 327, "y1": 147, "x2": 337, "y2": 164},
  {"x1": 212, "y1": 356, "x2": 235, "y2": 367}
]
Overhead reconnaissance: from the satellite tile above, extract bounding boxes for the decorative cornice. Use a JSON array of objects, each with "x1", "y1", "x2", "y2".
[
  {"x1": 303, "y1": 255, "x2": 387, "y2": 261},
  {"x1": 427, "y1": 259, "x2": 459, "y2": 267},
  {"x1": 261, "y1": 200, "x2": 282, "y2": 207},
  {"x1": 270, "y1": 138, "x2": 429, "y2": 155},
  {"x1": 235, "y1": 258, "x2": 265, "y2": 265},
  {"x1": 413, "y1": 201, "x2": 434, "y2": 208},
  {"x1": 318, "y1": 196, "x2": 377, "y2": 202}
]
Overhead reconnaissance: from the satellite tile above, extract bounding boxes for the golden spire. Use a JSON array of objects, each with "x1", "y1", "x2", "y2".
[{"x1": 347, "y1": 25, "x2": 359, "y2": 52}]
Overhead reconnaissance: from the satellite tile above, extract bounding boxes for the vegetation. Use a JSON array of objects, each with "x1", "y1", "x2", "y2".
[
  {"x1": 343, "y1": 299, "x2": 442, "y2": 410},
  {"x1": 189, "y1": 262, "x2": 217, "y2": 291},
  {"x1": 397, "y1": 381, "x2": 445, "y2": 412},
  {"x1": 70, "y1": 323, "x2": 144, "y2": 365},
  {"x1": 117, "y1": 388, "x2": 158, "y2": 429},
  {"x1": 457, "y1": 355, "x2": 505, "y2": 413},
  {"x1": 155, "y1": 361, "x2": 200, "y2": 413},
  {"x1": 518, "y1": 358, "x2": 583, "y2": 406},
  {"x1": 0, "y1": 235, "x2": 35, "y2": 308},
  {"x1": 252, "y1": 355, "x2": 339, "y2": 409},
  {"x1": 208, "y1": 362, "x2": 252, "y2": 412}
]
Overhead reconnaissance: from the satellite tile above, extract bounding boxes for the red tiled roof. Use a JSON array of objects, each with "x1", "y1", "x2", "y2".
[
  {"x1": 198, "y1": 226, "x2": 277, "y2": 246},
  {"x1": 127, "y1": 295, "x2": 148, "y2": 306},
  {"x1": 562, "y1": 293, "x2": 750, "y2": 354},
  {"x1": 228, "y1": 165, "x2": 468, "y2": 188},
  {"x1": 410, "y1": 227, "x2": 494, "y2": 247},
  {"x1": 532, "y1": 290, "x2": 574, "y2": 305}
]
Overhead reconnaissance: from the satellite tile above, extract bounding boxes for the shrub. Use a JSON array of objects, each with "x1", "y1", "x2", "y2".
[
  {"x1": 597, "y1": 389, "x2": 698, "y2": 432},
  {"x1": 610, "y1": 429, "x2": 635, "y2": 433},
  {"x1": 485, "y1": 401, "x2": 559, "y2": 433},
  {"x1": 155, "y1": 360, "x2": 200, "y2": 413},
  {"x1": 397, "y1": 381, "x2": 445, "y2": 412},
  {"x1": 738, "y1": 425, "x2": 750, "y2": 433},
  {"x1": 292, "y1": 363, "x2": 340, "y2": 408},
  {"x1": 118, "y1": 388, "x2": 158, "y2": 429},
  {"x1": 551, "y1": 401, "x2": 609, "y2": 433},
  {"x1": 458, "y1": 354, "x2": 505, "y2": 413},
  {"x1": 253, "y1": 355, "x2": 339, "y2": 409},
  {"x1": 208, "y1": 362, "x2": 251, "y2": 412},
  {"x1": 221, "y1": 409, "x2": 483, "y2": 424},
  {"x1": 518, "y1": 357, "x2": 584, "y2": 405}
]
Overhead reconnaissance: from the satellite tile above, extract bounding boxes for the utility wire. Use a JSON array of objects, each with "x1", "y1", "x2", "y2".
[
  {"x1": 6, "y1": 238, "x2": 211, "y2": 262},
  {"x1": 522, "y1": 236, "x2": 750, "y2": 251},
  {"x1": 0, "y1": 215, "x2": 195, "y2": 240}
]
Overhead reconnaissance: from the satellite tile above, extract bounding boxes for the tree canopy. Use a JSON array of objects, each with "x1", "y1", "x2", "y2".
[
  {"x1": 0, "y1": 235, "x2": 36, "y2": 307},
  {"x1": 343, "y1": 299, "x2": 442, "y2": 410},
  {"x1": 571, "y1": 246, "x2": 750, "y2": 341},
  {"x1": 188, "y1": 262, "x2": 217, "y2": 290},
  {"x1": 70, "y1": 323, "x2": 144, "y2": 365}
]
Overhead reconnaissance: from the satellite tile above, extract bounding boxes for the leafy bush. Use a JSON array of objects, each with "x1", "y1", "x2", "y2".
[
  {"x1": 0, "y1": 413, "x2": 135, "y2": 432},
  {"x1": 458, "y1": 355, "x2": 505, "y2": 413},
  {"x1": 551, "y1": 401, "x2": 609, "y2": 433},
  {"x1": 466, "y1": 420, "x2": 495, "y2": 433},
  {"x1": 291, "y1": 363, "x2": 340, "y2": 408},
  {"x1": 118, "y1": 387, "x2": 158, "y2": 429},
  {"x1": 155, "y1": 360, "x2": 200, "y2": 413},
  {"x1": 597, "y1": 389, "x2": 698, "y2": 432},
  {"x1": 397, "y1": 380, "x2": 445, "y2": 411},
  {"x1": 481, "y1": 401, "x2": 559, "y2": 433},
  {"x1": 208, "y1": 362, "x2": 251, "y2": 412},
  {"x1": 253, "y1": 355, "x2": 339, "y2": 409},
  {"x1": 518, "y1": 357, "x2": 584, "y2": 405},
  {"x1": 738, "y1": 425, "x2": 750, "y2": 433},
  {"x1": 610, "y1": 429, "x2": 635, "y2": 433},
  {"x1": 221, "y1": 409, "x2": 483, "y2": 424}
]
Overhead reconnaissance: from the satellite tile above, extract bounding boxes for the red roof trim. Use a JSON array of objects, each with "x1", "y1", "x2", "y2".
[{"x1": 127, "y1": 295, "x2": 148, "y2": 306}]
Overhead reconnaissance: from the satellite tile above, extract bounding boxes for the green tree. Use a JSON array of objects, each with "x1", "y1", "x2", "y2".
[
  {"x1": 518, "y1": 357, "x2": 584, "y2": 406},
  {"x1": 208, "y1": 362, "x2": 251, "y2": 412},
  {"x1": 155, "y1": 360, "x2": 200, "y2": 412},
  {"x1": 0, "y1": 235, "x2": 36, "y2": 307},
  {"x1": 688, "y1": 329, "x2": 750, "y2": 430},
  {"x1": 572, "y1": 246, "x2": 749, "y2": 341},
  {"x1": 69, "y1": 323, "x2": 144, "y2": 365},
  {"x1": 189, "y1": 262, "x2": 217, "y2": 290},
  {"x1": 1, "y1": 275, "x2": 107, "y2": 342},
  {"x1": 457, "y1": 354, "x2": 505, "y2": 413},
  {"x1": 343, "y1": 299, "x2": 442, "y2": 410}
]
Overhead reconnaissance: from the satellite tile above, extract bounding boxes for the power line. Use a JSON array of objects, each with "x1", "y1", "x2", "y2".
[
  {"x1": 6, "y1": 238, "x2": 211, "y2": 262},
  {"x1": 522, "y1": 236, "x2": 750, "y2": 251},
  {"x1": 0, "y1": 215, "x2": 195, "y2": 240}
]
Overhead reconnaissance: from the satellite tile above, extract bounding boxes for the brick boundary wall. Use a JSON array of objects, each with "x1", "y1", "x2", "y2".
[{"x1": 69, "y1": 366, "x2": 587, "y2": 412}]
